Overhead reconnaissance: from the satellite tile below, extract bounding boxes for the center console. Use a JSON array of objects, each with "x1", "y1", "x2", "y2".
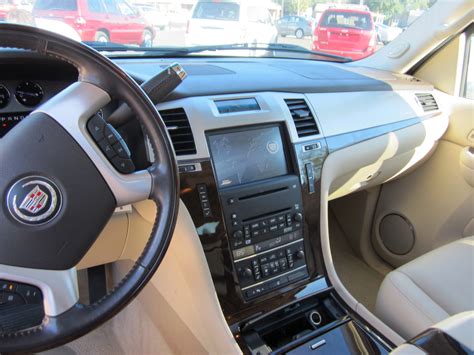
[
  {"x1": 177, "y1": 121, "x2": 392, "y2": 353},
  {"x1": 207, "y1": 124, "x2": 309, "y2": 302},
  {"x1": 178, "y1": 121, "x2": 328, "y2": 324},
  {"x1": 219, "y1": 175, "x2": 308, "y2": 301}
]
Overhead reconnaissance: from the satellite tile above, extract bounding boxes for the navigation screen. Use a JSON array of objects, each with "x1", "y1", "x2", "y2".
[{"x1": 208, "y1": 126, "x2": 288, "y2": 188}]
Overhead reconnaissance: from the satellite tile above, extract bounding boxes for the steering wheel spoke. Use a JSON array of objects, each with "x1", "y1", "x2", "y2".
[
  {"x1": 0, "y1": 264, "x2": 78, "y2": 318},
  {"x1": 34, "y1": 81, "x2": 152, "y2": 206}
]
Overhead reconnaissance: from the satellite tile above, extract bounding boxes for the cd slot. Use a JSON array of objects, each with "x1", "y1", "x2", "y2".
[
  {"x1": 242, "y1": 208, "x2": 291, "y2": 223},
  {"x1": 238, "y1": 187, "x2": 288, "y2": 201}
]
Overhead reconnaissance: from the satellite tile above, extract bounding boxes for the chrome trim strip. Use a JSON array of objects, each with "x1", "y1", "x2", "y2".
[
  {"x1": 0, "y1": 265, "x2": 78, "y2": 316},
  {"x1": 178, "y1": 162, "x2": 202, "y2": 172},
  {"x1": 310, "y1": 340, "x2": 327, "y2": 350},
  {"x1": 34, "y1": 82, "x2": 152, "y2": 206},
  {"x1": 240, "y1": 265, "x2": 307, "y2": 291},
  {"x1": 353, "y1": 319, "x2": 394, "y2": 351},
  {"x1": 326, "y1": 117, "x2": 421, "y2": 152}
]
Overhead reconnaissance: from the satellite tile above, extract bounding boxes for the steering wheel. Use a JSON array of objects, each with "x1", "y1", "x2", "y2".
[{"x1": 0, "y1": 24, "x2": 179, "y2": 352}]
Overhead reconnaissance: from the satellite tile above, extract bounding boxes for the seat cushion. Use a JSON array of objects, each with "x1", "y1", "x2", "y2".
[
  {"x1": 376, "y1": 236, "x2": 474, "y2": 340},
  {"x1": 391, "y1": 311, "x2": 474, "y2": 354}
]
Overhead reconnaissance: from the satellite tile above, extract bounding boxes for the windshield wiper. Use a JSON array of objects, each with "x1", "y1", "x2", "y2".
[
  {"x1": 92, "y1": 42, "x2": 352, "y2": 62},
  {"x1": 84, "y1": 41, "x2": 130, "y2": 50}
]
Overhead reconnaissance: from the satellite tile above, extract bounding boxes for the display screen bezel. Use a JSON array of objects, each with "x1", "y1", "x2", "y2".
[
  {"x1": 206, "y1": 123, "x2": 292, "y2": 189},
  {"x1": 214, "y1": 98, "x2": 261, "y2": 114}
]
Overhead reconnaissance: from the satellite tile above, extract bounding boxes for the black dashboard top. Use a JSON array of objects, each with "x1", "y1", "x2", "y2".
[
  {"x1": 0, "y1": 50, "x2": 432, "y2": 105},
  {"x1": 114, "y1": 57, "x2": 396, "y2": 101}
]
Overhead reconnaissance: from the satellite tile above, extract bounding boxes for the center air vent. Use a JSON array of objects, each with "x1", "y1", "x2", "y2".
[
  {"x1": 158, "y1": 108, "x2": 196, "y2": 156},
  {"x1": 415, "y1": 93, "x2": 438, "y2": 112},
  {"x1": 284, "y1": 99, "x2": 320, "y2": 137}
]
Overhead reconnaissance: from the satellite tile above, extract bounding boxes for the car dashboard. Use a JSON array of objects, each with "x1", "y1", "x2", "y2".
[
  {"x1": 119, "y1": 56, "x2": 447, "y2": 324},
  {"x1": 0, "y1": 51, "x2": 450, "y2": 351}
]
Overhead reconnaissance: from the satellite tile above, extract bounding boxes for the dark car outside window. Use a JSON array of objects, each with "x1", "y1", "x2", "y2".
[
  {"x1": 321, "y1": 11, "x2": 372, "y2": 31},
  {"x1": 34, "y1": 0, "x2": 78, "y2": 11},
  {"x1": 193, "y1": 2, "x2": 240, "y2": 21}
]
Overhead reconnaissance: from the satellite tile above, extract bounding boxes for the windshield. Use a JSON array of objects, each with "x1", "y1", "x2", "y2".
[{"x1": 2, "y1": 0, "x2": 436, "y2": 61}]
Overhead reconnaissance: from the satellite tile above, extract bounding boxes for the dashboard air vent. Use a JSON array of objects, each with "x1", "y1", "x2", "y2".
[
  {"x1": 159, "y1": 108, "x2": 196, "y2": 156},
  {"x1": 415, "y1": 93, "x2": 438, "y2": 112},
  {"x1": 284, "y1": 99, "x2": 320, "y2": 137}
]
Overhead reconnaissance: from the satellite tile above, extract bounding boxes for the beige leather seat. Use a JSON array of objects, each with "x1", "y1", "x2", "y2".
[
  {"x1": 391, "y1": 311, "x2": 474, "y2": 354},
  {"x1": 376, "y1": 236, "x2": 474, "y2": 340}
]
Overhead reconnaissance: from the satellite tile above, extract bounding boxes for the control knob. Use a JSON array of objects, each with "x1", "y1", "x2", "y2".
[
  {"x1": 294, "y1": 212, "x2": 303, "y2": 222},
  {"x1": 295, "y1": 250, "x2": 305, "y2": 260},
  {"x1": 240, "y1": 268, "x2": 253, "y2": 278},
  {"x1": 233, "y1": 230, "x2": 243, "y2": 239}
]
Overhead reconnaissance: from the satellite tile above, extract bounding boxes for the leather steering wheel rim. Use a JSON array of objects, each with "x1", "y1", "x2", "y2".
[{"x1": 0, "y1": 24, "x2": 179, "y2": 352}]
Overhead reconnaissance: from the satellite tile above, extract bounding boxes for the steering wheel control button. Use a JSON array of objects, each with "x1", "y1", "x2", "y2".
[
  {"x1": 1, "y1": 280, "x2": 17, "y2": 292},
  {"x1": 6, "y1": 176, "x2": 62, "y2": 226},
  {"x1": 113, "y1": 140, "x2": 131, "y2": 158},
  {"x1": 1, "y1": 292, "x2": 25, "y2": 307},
  {"x1": 0, "y1": 279, "x2": 44, "y2": 335},
  {"x1": 104, "y1": 124, "x2": 121, "y2": 145},
  {"x1": 111, "y1": 156, "x2": 135, "y2": 174},
  {"x1": 87, "y1": 114, "x2": 106, "y2": 141},
  {"x1": 16, "y1": 285, "x2": 43, "y2": 304},
  {"x1": 0, "y1": 280, "x2": 42, "y2": 303},
  {"x1": 87, "y1": 116, "x2": 136, "y2": 174},
  {"x1": 98, "y1": 139, "x2": 116, "y2": 159}
]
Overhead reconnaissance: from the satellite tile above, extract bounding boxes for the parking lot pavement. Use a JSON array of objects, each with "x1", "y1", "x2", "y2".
[
  {"x1": 277, "y1": 35, "x2": 313, "y2": 50},
  {"x1": 153, "y1": 29, "x2": 186, "y2": 47}
]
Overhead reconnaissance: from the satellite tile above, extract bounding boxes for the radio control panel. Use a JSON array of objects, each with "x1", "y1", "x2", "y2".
[{"x1": 218, "y1": 175, "x2": 309, "y2": 301}]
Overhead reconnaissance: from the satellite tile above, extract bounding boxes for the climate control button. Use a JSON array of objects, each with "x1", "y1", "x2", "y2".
[{"x1": 233, "y1": 230, "x2": 243, "y2": 239}]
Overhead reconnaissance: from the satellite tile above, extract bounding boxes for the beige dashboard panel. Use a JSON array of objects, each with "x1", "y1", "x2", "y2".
[
  {"x1": 440, "y1": 93, "x2": 474, "y2": 148},
  {"x1": 77, "y1": 200, "x2": 240, "y2": 354},
  {"x1": 77, "y1": 213, "x2": 128, "y2": 270},
  {"x1": 327, "y1": 114, "x2": 448, "y2": 200},
  {"x1": 373, "y1": 140, "x2": 474, "y2": 267},
  {"x1": 415, "y1": 35, "x2": 465, "y2": 96},
  {"x1": 320, "y1": 136, "x2": 407, "y2": 345},
  {"x1": 319, "y1": 114, "x2": 450, "y2": 345},
  {"x1": 120, "y1": 200, "x2": 241, "y2": 355}
]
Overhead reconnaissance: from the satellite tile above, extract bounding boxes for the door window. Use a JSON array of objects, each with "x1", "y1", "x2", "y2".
[
  {"x1": 321, "y1": 11, "x2": 372, "y2": 31},
  {"x1": 34, "y1": 0, "x2": 77, "y2": 11},
  {"x1": 117, "y1": 0, "x2": 135, "y2": 16},
  {"x1": 192, "y1": 2, "x2": 240, "y2": 21},
  {"x1": 87, "y1": 0, "x2": 104, "y2": 13},
  {"x1": 462, "y1": 30, "x2": 473, "y2": 100},
  {"x1": 103, "y1": 0, "x2": 119, "y2": 14}
]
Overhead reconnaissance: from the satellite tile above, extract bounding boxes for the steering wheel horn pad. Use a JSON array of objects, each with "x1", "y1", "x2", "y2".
[
  {"x1": 1, "y1": 112, "x2": 116, "y2": 270},
  {"x1": 0, "y1": 24, "x2": 179, "y2": 352}
]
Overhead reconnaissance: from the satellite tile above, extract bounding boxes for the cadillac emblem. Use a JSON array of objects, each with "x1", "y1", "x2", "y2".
[{"x1": 7, "y1": 176, "x2": 62, "y2": 225}]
